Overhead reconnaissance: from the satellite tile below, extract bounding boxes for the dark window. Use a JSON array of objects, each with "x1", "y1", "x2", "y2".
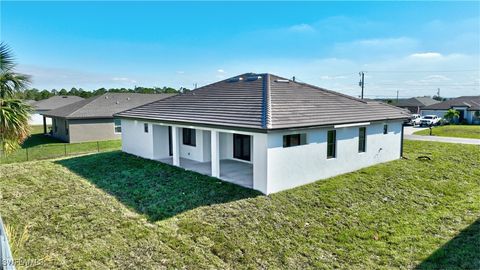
[
  {"x1": 283, "y1": 134, "x2": 307, "y2": 148},
  {"x1": 65, "y1": 120, "x2": 69, "y2": 135},
  {"x1": 114, "y1": 119, "x2": 122, "y2": 133},
  {"x1": 182, "y1": 128, "x2": 196, "y2": 146},
  {"x1": 144, "y1": 123, "x2": 149, "y2": 133},
  {"x1": 358, "y1": 127, "x2": 366, "y2": 153},
  {"x1": 168, "y1": 126, "x2": 172, "y2": 156},
  {"x1": 233, "y1": 134, "x2": 251, "y2": 161},
  {"x1": 327, "y1": 130, "x2": 336, "y2": 159},
  {"x1": 53, "y1": 119, "x2": 58, "y2": 133},
  {"x1": 383, "y1": 124, "x2": 388, "y2": 134}
]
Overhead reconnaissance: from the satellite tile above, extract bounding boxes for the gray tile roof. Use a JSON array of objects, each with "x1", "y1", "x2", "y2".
[
  {"x1": 422, "y1": 96, "x2": 480, "y2": 111},
  {"x1": 32, "y1": 96, "x2": 84, "y2": 110},
  {"x1": 115, "y1": 73, "x2": 411, "y2": 130},
  {"x1": 394, "y1": 97, "x2": 440, "y2": 107},
  {"x1": 43, "y1": 93, "x2": 175, "y2": 119}
]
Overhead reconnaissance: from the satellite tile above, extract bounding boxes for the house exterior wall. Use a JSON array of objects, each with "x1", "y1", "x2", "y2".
[
  {"x1": 122, "y1": 119, "x2": 155, "y2": 159},
  {"x1": 421, "y1": 109, "x2": 447, "y2": 119},
  {"x1": 265, "y1": 121, "x2": 403, "y2": 194},
  {"x1": 178, "y1": 129, "x2": 211, "y2": 162},
  {"x1": 120, "y1": 119, "x2": 404, "y2": 194},
  {"x1": 51, "y1": 117, "x2": 70, "y2": 142},
  {"x1": 68, "y1": 118, "x2": 121, "y2": 143}
]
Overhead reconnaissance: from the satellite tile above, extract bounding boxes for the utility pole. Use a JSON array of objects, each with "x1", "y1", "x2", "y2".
[
  {"x1": 396, "y1": 90, "x2": 399, "y2": 103},
  {"x1": 358, "y1": 71, "x2": 365, "y2": 99},
  {"x1": 437, "y1": 88, "x2": 440, "y2": 97}
]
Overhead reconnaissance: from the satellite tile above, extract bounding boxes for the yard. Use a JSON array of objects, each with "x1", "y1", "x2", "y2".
[
  {"x1": 0, "y1": 140, "x2": 479, "y2": 269},
  {"x1": 0, "y1": 125, "x2": 121, "y2": 164},
  {"x1": 413, "y1": 125, "x2": 480, "y2": 139}
]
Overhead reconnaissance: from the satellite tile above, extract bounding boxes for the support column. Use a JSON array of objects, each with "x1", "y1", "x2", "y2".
[
  {"x1": 171, "y1": 126, "x2": 180, "y2": 166},
  {"x1": 211, "y1": 130, "x2": 220, "y2": 178},
  {"x1": 43, "y1": 116, "x2": 47, "y2": 134}
]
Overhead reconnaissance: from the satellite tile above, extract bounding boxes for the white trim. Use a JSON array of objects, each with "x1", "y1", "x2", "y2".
[{"x1": 334, "y1": 122, "x2": 370, "y2": 128}]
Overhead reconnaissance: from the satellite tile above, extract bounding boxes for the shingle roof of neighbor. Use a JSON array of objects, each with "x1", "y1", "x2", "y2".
[
  {"x1": 115, "y1": 73, "x2": 411, "y2": 130},
  {"x1": 422, "y1": 96, "x2": 480, "y2": 111},
  {"x1": 395, "y1": 97, "x2": 440, "y2": 107},
  {"x1": 43, "y1": 93, "x2": 175, "y2": 119},
  {"x1": 32, "y1": 96, "x2": 84, "y2": 110}
]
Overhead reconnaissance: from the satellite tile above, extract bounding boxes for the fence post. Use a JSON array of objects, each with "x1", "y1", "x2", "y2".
[
  {"x1": 97, "y1": 141, "x2": 100, "y2": 152},
  {"x1": 26, "y1": 148, "x2": 29, "y2": 161},
  {"x1": 64, "y1": 144, "x2": 67, "y2": 156}
]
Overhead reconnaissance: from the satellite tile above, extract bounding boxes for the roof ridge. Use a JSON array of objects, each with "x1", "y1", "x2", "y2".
[
  {"x1": 261, "y1": 74, "x2": 272, "y2": 129},
  {"x1": 64, "y1": 95, "x2": 100, "y2": 117}
]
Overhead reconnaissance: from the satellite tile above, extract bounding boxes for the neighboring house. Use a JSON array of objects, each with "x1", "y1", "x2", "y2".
[
  {"x1": 393, "y1": 97, "x2": 440, "y2": 114},
  {"x1": 42, "y1": 93, "x2": 174, "y2": 143},
  {"x1": 115, "y1": 73, "x2": 410, "y2": 194},
  {"x1": 29, "y1": 96, "x2": 84, "y2": 126},
  {"x1": 421, "y1": 96, "x2": 480, "y2": 124}
]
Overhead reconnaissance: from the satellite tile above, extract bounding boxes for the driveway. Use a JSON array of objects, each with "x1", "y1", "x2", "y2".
[
  {"x1": 404, "y1": 126, "x2": 428, "y2": 135},
  {"x1": 404, "y1": 126, "x2": 480, "y2": 145}
]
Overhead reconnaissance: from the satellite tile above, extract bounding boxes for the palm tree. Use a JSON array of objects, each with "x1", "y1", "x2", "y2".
[
  {"x1": 0, "y1": 42, "x2": 32, "y2": 155},
  {"x1": 443, "y1": 109, "x2": 460, "y2": 124}
]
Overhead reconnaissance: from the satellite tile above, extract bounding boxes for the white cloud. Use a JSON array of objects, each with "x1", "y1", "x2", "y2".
[
  {"x1": 287, "y1": 23, "x2": 315, "y2": 33},
  {"x1": 408, "y1": 52, "x2": 443, "y2": 59},
  {"x1": 112, "y1": 77, "x2": 137, "y2": 83},
  {"x1": 217, "y1": 69, "x2": 225, "y2": 73},
  {"x1": 176, "y1": 71, "x2": 185, "y2": 74}
]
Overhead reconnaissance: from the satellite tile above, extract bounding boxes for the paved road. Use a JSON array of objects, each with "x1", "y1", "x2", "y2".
[{"x1": 403, "y1": 125, "x2": 480, "y2": 145}]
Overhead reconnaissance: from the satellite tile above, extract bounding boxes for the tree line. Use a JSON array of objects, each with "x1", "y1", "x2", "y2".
[{"x1": 17, "y1": 86, "x2": 191, "y2": 101}]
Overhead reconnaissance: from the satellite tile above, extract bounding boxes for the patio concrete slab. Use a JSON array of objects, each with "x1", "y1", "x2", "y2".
[{"x1": 158, "y1": 157, "x2": 253, "y2": 188}]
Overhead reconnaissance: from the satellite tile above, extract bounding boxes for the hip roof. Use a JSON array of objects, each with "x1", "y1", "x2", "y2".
[{"x1": 115, "y1": 73, "x2": 411, "y2": 130}]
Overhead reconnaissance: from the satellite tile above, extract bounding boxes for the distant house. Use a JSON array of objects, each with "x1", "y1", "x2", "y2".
[
  {"x1": 42, "y1": 93, "x2": 174, "y2": 143},
  {"x1": 115, "y1": 73, "x2": 410, "y2": 194},
  {"x1": 393, "y1": 97, "x2": 440, "y2": 114},
  {"x1": 421, "y1": 96, "x2": 480, "y2": 124},
  {"x1": 29, "y1": 96, "x2": 84, "y2": 125}
]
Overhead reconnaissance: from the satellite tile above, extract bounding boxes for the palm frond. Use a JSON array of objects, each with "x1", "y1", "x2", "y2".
[
  {"x1": 0, "y1": 98, "x2": 32, "y2": 154},
  {"x1": 0, "y1": 42, "x2": 15, "y2": 72}
]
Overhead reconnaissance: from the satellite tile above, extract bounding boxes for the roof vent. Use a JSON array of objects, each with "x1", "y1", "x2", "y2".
[
  {"x1": 228, "y1": 77, "x2": 244, "y2": 82},
  {"x1": 127, "y1": 97, "x2": 131, "y2": 100},
  {"x1": 275, "y1": 79, "x2": 290, "y2": 83},
  {"x1": 105, "y1": 96, "x2": 109, "y2": 99},
  {"x1": 61, "y1": 96, "x2": 68, "y2": 98},
  {"x1": 246, "y1": 75, "x2": 262, "y2": 81},
  {"x1": 116, "y1": 101, "x2": 120, "y2": 104}
]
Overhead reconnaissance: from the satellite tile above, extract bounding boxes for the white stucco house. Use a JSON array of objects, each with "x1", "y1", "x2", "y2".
[
  {"x1": 420, "y1": 96, "x2": 480, "y2": 124},
  {"x1": 115, "y1": 73, "x2": 410, "y2": 194}
]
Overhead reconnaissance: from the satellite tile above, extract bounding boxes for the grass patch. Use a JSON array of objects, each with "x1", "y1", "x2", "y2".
[
  {"x1": 0, "y1": 125, "x2": 121, "y2": 164},
  {"x1": 413, "y1": 125, "x2": 480, "y2": 139},
  {"x1": 0, "y1": 141, "x2": 479, "y2": 269}
]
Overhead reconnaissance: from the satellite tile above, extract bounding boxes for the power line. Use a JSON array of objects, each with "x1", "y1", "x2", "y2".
[{"x1": 365, "y1": 69, "x2": 479, "y2": 73}]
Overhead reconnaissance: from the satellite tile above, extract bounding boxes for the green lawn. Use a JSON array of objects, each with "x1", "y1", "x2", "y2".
[
  {"x1": 414, "y1": 125, "x2": 480, "y2": 139},
  {"x1": 0, "y1": 141, "x2": 479, "y2": 269},
  {"x1": 0, "y1": 125, "x2": 121, "y2": 164}
]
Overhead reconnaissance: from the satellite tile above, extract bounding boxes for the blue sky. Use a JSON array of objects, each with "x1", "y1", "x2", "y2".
[{"x1": 1, "y1": 1, "x2": 479, "y2": 98}]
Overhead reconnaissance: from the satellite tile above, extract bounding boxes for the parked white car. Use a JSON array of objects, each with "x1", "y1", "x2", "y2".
[
  {"x1": 419, "y1": 115, "x2": 441, "y2": 127},
  {"x1": 408, "y1": 114, "x2": 422, "y2": 126}
]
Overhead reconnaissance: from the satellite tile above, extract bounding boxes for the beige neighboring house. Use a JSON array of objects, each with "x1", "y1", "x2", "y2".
[
  {"x1": 42, "y1": 93, "x2": 174, "y2": 143},
  {"x1": 29, "y1": 95, "x2": 84, "y2": 126}
]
